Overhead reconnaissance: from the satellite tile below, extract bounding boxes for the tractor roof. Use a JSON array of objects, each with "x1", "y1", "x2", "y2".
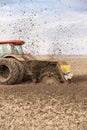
[{"x1": 0, "y1": 40, "x2": 25, "y2": 45}]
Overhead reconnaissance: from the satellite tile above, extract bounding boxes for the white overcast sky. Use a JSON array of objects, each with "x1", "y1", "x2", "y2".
[{"x1": 0, "y1": 0, "x2": 87, "y2": 55}]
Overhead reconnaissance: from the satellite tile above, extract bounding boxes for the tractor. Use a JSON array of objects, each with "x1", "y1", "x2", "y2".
[{"x1": 0, "y1": 40, "x2": 73, "y2": 85}]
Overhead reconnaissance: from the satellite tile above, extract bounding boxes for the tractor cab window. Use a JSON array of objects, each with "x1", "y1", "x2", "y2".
[
  {"x1": 0, "y1": 44, "x2": 23, "y2": 58},
  {"x1": 0, "y1": 44, "x2": 12, "y2": 57},
  {"x1": 14, "y1": 45, "x2": 23, "y2": 54},
  {"x1": 11, "y1": 44, "x2": 23, "y2": 54}
]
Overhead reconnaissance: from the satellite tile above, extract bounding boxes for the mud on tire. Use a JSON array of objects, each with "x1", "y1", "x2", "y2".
[
  {"x1": 0, "y1": 58, "x2": 19, "y2": 85},
  {"x1": 39, "y1": 66, "x2": 60, "y2": 85},
  {"x1": 14, "y1": 60, "x2": 25, "y2": 83}
]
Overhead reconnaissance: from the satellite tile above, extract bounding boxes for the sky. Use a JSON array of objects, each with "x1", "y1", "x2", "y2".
[{"x1": 0, "y1": 0, "x2": 87, "y2": 55}]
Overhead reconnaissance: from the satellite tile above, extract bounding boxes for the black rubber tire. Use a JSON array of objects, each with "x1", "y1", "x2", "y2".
[
  {"x1": 40, "y1": 75, "x2": 59, "y2": 85},
  {"x1": 0, "y1": 58, "x2": 19, "y2": 85},
  {"x1": 14, "y1": 60, "x2": 25, "y2": 83},
  {"x1": 39, "y1": 66, "x2": 60, "y2": 85}
]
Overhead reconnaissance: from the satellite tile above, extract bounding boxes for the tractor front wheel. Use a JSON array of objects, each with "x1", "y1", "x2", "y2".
[
  {"x1": 39, "y1": 66, "x2": 60, "y2": 85},
  {"x1": 40, "y1": 74, "x2": 59, "y2": 85}
]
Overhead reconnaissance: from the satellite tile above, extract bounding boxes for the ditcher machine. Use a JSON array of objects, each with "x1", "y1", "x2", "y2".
[{"x1": 0, "y1": 40, "x2": 73, "y2": 85}]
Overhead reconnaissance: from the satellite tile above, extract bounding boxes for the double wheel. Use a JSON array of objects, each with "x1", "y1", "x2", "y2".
[{"x1": 0, "y1": 58, "x2": 25, "y2": 85}]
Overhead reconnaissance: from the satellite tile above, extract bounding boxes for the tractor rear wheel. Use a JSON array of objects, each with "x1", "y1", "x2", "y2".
[
  {"x1": 14, "y1": 60, "x2": 25, "y2": 83},
  {"x1": 0, "y1": 58, "x2": 19, "y2": 85}
]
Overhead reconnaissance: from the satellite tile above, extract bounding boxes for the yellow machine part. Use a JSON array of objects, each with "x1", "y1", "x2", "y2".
[{"x1": 60, "y1": 65, "x2": 71, "y2": 73}]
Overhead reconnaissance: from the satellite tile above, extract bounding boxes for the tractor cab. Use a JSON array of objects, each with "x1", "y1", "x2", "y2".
[{"x1": 0, "y1": 40, "x2": 24, "y2": 57}]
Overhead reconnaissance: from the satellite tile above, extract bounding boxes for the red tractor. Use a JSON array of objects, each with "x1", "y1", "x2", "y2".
[{"x1": 0, "y1": 40, "x2": 73, "y2": 85}]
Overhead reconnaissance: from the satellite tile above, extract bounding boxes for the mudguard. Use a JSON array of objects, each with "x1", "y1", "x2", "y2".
[{"x1": 3, "y1": 54, "x2": 25, "y2": 61}]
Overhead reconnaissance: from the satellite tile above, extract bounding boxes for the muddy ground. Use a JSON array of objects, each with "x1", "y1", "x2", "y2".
[{"x1": 0, "y1": 56, "x2": 87, "y2": 130}]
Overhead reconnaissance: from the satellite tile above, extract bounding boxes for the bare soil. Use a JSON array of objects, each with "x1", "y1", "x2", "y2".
[{"x1": 0, "y1": 56, "x2": 87, "y2": 130}]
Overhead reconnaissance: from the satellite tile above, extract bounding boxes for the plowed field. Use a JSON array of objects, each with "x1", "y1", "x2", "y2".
[{"x1": 0, "y1": 56, "x2": 87, "y2": 130}]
